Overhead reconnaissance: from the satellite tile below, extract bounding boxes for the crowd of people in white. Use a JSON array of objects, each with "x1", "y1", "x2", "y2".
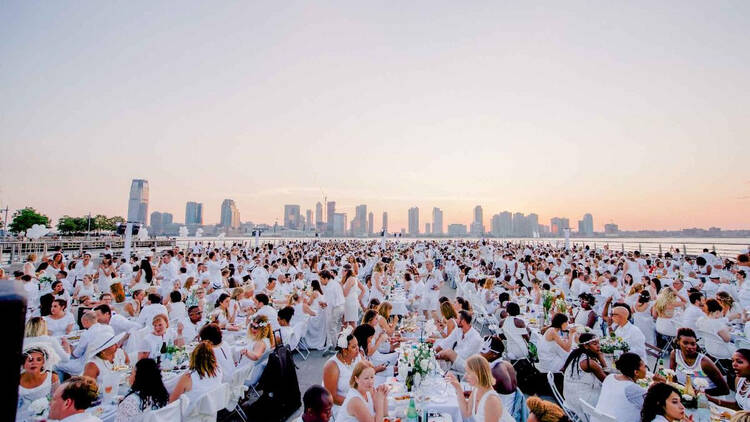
[{"x1": 7, "y1": 239, "x2": 750, "y2": 422}]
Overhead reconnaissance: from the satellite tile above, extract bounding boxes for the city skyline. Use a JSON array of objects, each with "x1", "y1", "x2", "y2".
[{"x1": 2, "y1": 2, "x2": 749, "y2": 231}]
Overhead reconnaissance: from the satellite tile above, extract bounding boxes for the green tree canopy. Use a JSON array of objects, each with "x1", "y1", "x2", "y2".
[{"x1": 9, "y1": 207, "x2": 50, "y2": 233}]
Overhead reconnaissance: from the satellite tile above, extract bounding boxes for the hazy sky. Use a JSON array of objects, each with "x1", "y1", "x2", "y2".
[{"x1": 2, "y1": 1, "x2": 749, "y2": 231}]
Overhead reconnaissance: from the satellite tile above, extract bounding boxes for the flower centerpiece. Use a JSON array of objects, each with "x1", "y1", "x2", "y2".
[
  {"x1": 599, "y1": 334, "x2": 630, "y2": 356},
  {"x1": 398, "y1": 342, "x2": 436, "y2": 391},
  {"x1": 542, "y1": 291, "x2": 556, "y2": 324},
  {"x1": 38, "y1": 275, "x2": 55, "y2": 290}
]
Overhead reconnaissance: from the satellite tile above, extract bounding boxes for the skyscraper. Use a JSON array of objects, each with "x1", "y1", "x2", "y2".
[
  {"x1": 382, "y1": 212, "x2": 388, "y2": 233},
  {"x1": 470, "y1": 205, "x2": 484, "y2": 236},
  {"x1": 185, "y1": 202, "x2": 204, "y2": 225},
  {"x1": 408, "y1": 207, "x2": 419, "y2": 236},
  {"x1": 306, "y1": 209, "x2": 313, "y2": 230},
  {"x1": 425, "y1": 223, "x2": 431, "y2": 234},
  {"x1": 150, "y1": 211, "x2": 162, "y2": 235},
  {"x1": 326, "y1": 201, "x2": 336, "y2": 235},
  {"x1": 220, "y1": 199, "x2": 240, "y2": 229},
  {"x1": 578, "y1": 213, "x2": 594, "y2": 235},
  {"x1": 550, "y1": 217, "x2": 570, "y2": 235},
  {"x1": 367, "y1": 212, "x2": 374, "y2": 235},
  {"x1": 315, "y1": 202, "x2": 323, "y2": 223},
  {"x1": 351, "y1": 204, "x2": 367, "y2": 236},
  {"x1": 284, "y1": 204, "x2": 302, "y2": 230},
  {"x1": 333, "y1": 213, "x2": 347, "y2": 236},
  {"x1": 432, "y1": 207, "x2": 444, "y2": 235},
  {"x1": 499, "y1": 211, "x2": 512, "y2": 236},
  {"x1": 512, "y1": 212, "x2": 526, "y2": 236},
  {"x1": 127, "y1": 179, "x2": 149, "y2": 225},
  {"x1": 527, "y1": 213, "x2": 539, "y2": 237}
]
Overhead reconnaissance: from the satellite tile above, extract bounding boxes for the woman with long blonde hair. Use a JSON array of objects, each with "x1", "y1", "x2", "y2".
[
  {"x1": 169, "y1": 341, "x2": 222, "y2": 403},
  {"x1": 240, "y1": 315, "x2": 275, "y2": 365},
  {"x1": 652, "y1": 287, "x2": 686, "y2": 347},
  {"x1": 446, "y1": 355, "x2": 513, "y2": 422}
]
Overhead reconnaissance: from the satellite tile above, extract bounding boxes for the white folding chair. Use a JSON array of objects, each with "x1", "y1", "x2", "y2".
[
  {"x1": 290, "y1": 317, "x2": 311, "y2": 360},
  {"x1": 141, "y1": 396, "x2": 189, "y2": 422},
  {"x1": 227, "y1": 365, "x2": 255, "y2": 421},
  {"x1": 547, "y1": 372, "x2": 584, "y2": 422},
  {"x1": 579, "y1": 398, "x2": 616, "y2": 422},
  {"x1": 184, "y1": 383, "x2": 231, "y2": 422}
]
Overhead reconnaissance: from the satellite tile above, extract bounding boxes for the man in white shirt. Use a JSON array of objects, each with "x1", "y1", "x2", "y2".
[
  {"x1": 177, "y1": 305, "x2": 204, "y2": 343},
  {"x1": 434, "y1": 310, "x2": 484, "y2": 373},
  {"x1": 600, "y1": 277, "x2": 622, "y2": 303},
  {"x1": 611, "y1": 304, "x2": 647, "y2": 361},
  {"x1": 137, "y1": 293, "x2": 169, "y2": 327},
  {"x1": 253, "y1": 293, "x2": 280, "y2": 330},
  {"x1": 320, "y1": 270, "x2": 344, "y2": 352},
  {"x1": 57, "y1": 312, "x2": 114, "y2": 375},
  {"x1": 93, "y1": 304, "x2": 139, "y2": 336},
  {"x1": 48, "y1": 376, "x2": 102, "y2": 422},
  {"x1": 681, "y1": 291, "x2": 706, "y2": 331}
]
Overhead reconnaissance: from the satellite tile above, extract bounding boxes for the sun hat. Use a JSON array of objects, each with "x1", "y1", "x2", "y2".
[{"x1": 86, "y1": 332, "x2": 125, "y2": 360}]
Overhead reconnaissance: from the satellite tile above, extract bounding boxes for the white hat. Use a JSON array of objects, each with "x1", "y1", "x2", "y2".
[
  {"x1": 22, "y1": 341, "x2": 61, "y2": 371},
  {"x1": 86, "y1": 332, "x2": 125, "y2": 360}
]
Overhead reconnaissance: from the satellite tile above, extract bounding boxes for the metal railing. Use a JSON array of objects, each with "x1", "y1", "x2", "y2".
[{"x1": 1, "y1": 238, "x2": 176, "y2": 264}]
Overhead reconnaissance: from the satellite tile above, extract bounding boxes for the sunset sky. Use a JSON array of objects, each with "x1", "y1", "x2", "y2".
[{"x1": 1, "y1": 1, "x2": 749, "y2": 231}]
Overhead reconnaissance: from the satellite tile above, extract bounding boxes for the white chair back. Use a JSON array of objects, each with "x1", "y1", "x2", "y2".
[
  {"x1": 141, "y1": 396, "x2": 189, "y2": 422},
  {"x1": 185, "y1": 383, "x2": 231, "y2": 422},
  {"x1": 579, "y1": 398, "x2": 616, "y2": 422}
]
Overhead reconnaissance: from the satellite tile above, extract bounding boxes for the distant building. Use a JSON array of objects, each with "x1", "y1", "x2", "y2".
[
  {"x1": 527, "y1": 213, "x2": 539, "y2": 237},
  {"x1": 498, "y1": 211, "x2": 513, "y2": 236},
  {"x1": 550, "y1": 217, "x2": 570, "y2": 235},
  {"x1": 185, "y1": 202, "x2": 203, "y2": 225},
  {"x1": 333, "y1": 213, "x2": 347, "y2": 236},
  {"x1": 448, "y1": 224, "x2": 468, "y2": 237},
  {"x1": 512, "y1": 212, "x2": 526, "y2": 236},
  {"x1": 367, "y1": 212, "x2": 374, "y2": 235},
  {"x1": 382, "y1": 212, "x2": 388, "y2": 233},
  {"x1": 432, "y1": 207, "x2": 444, "y2": 235},
  {"x1": 306, "y1": 209, "x2": 313, "y2": 230},
  {"x1": 326, "y1": 201, "x2": 336, "y2": 235},
  {"x1": 470, "y1": 206, "x2": 484, "y2": 236},
  {"x1": 425, "y1": 223, "x2": 431, "y2": 234},
  {"x1": 351, "y1": 204, "x2": 367, "y2": 236},
  {"x1": 315, "y1": 202, "x2": 324, "y2": 223},
  {"x1": 220, "y1": 199, "x2": 241, "y2": 229},
  {"x1": 408, "y1": 207, "x2": 419, "y2": 236},
  {"x1": 150, "y1": 211, "x2": 162, "y2": 235},
  {"x1": 284, "y1": 204, "x2": 302, "y2": 230},
  {"x1": 604, "y1": 223, "x2": 619, "y2": 234},
  {"x1": 127, "y1": 179, "x2": 149, "y2": 225},
  {"x1": 578, "y1": 213, "x2": 594, "y2": 236}
]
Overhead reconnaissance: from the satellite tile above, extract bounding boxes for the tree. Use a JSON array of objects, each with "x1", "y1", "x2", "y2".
[
  {"x1": 10, "y1": 208, "x2": 50, "y2": 234},
  {"x1": 106, "y1": 216, "x2": 125, "y2": 231},
  {"x1": 57, "y1": 216, "x2": 79, "y2": 234}
]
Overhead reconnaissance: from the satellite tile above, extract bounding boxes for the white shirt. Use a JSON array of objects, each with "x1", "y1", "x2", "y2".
[
  {"x1": 255, "y1": 305, "x2": 280, "y2": 330},
  {"x1": 438, "y1": 326, "x2": 484, "y2": 363},
  {"x1": 324, "y1": 281, "x2": 345, "y2": 308},
  {"x1": 614, "y1": 322, "x2": 647, "y2": 361},
  {"x1": 61, "y1": 412, "x2": 103, "y2": 422},
  {"x1": 681, "y1": 305, "x2": 705, "y2": 330},
  {"x1": 137, "y1": 303, "x2": 169, "y2": 327},
  {"x1": 109, "y1": 314, "x2": 140, "y2": 335}
]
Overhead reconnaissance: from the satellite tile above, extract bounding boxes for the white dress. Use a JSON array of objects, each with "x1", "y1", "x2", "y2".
[
  {"x1": 563, "y1": 360, "x2": 602, "y2": 419},
  {"x1": 536, "y1": 334, "x2": 569, "y2": 373},
  {"x1": 185, "y1": 370, "x2": 223, "y2": 411},
  {"x1": 736, "y1": 378, "x2": 750, "y2": 410},
  {"x1": 324, "y1": 355, "x2": 359, "y2": 419},
  {"x1": 304, "y1": 295, "x2": 327, "y2": 350},
  {"x1": 17, "y1": 372, "x2": 53, "y2": 420},
  {"x1": 471, "y1": 389, "x2": 514, "y2": 422},
  {"x1": 337, "y1": 389, "x2": 374, "y2": 422},
  {"x1": 45, "y1": 313, "x2": 75, "y2": 336},
  {"x1": 343, "y1": 281, "x2": 361, "y2": 323}
]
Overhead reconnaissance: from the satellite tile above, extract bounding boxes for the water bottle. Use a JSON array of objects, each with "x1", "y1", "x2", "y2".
[{"x1": 406, "y1": 398, "x2": 419, "y2": 422}]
